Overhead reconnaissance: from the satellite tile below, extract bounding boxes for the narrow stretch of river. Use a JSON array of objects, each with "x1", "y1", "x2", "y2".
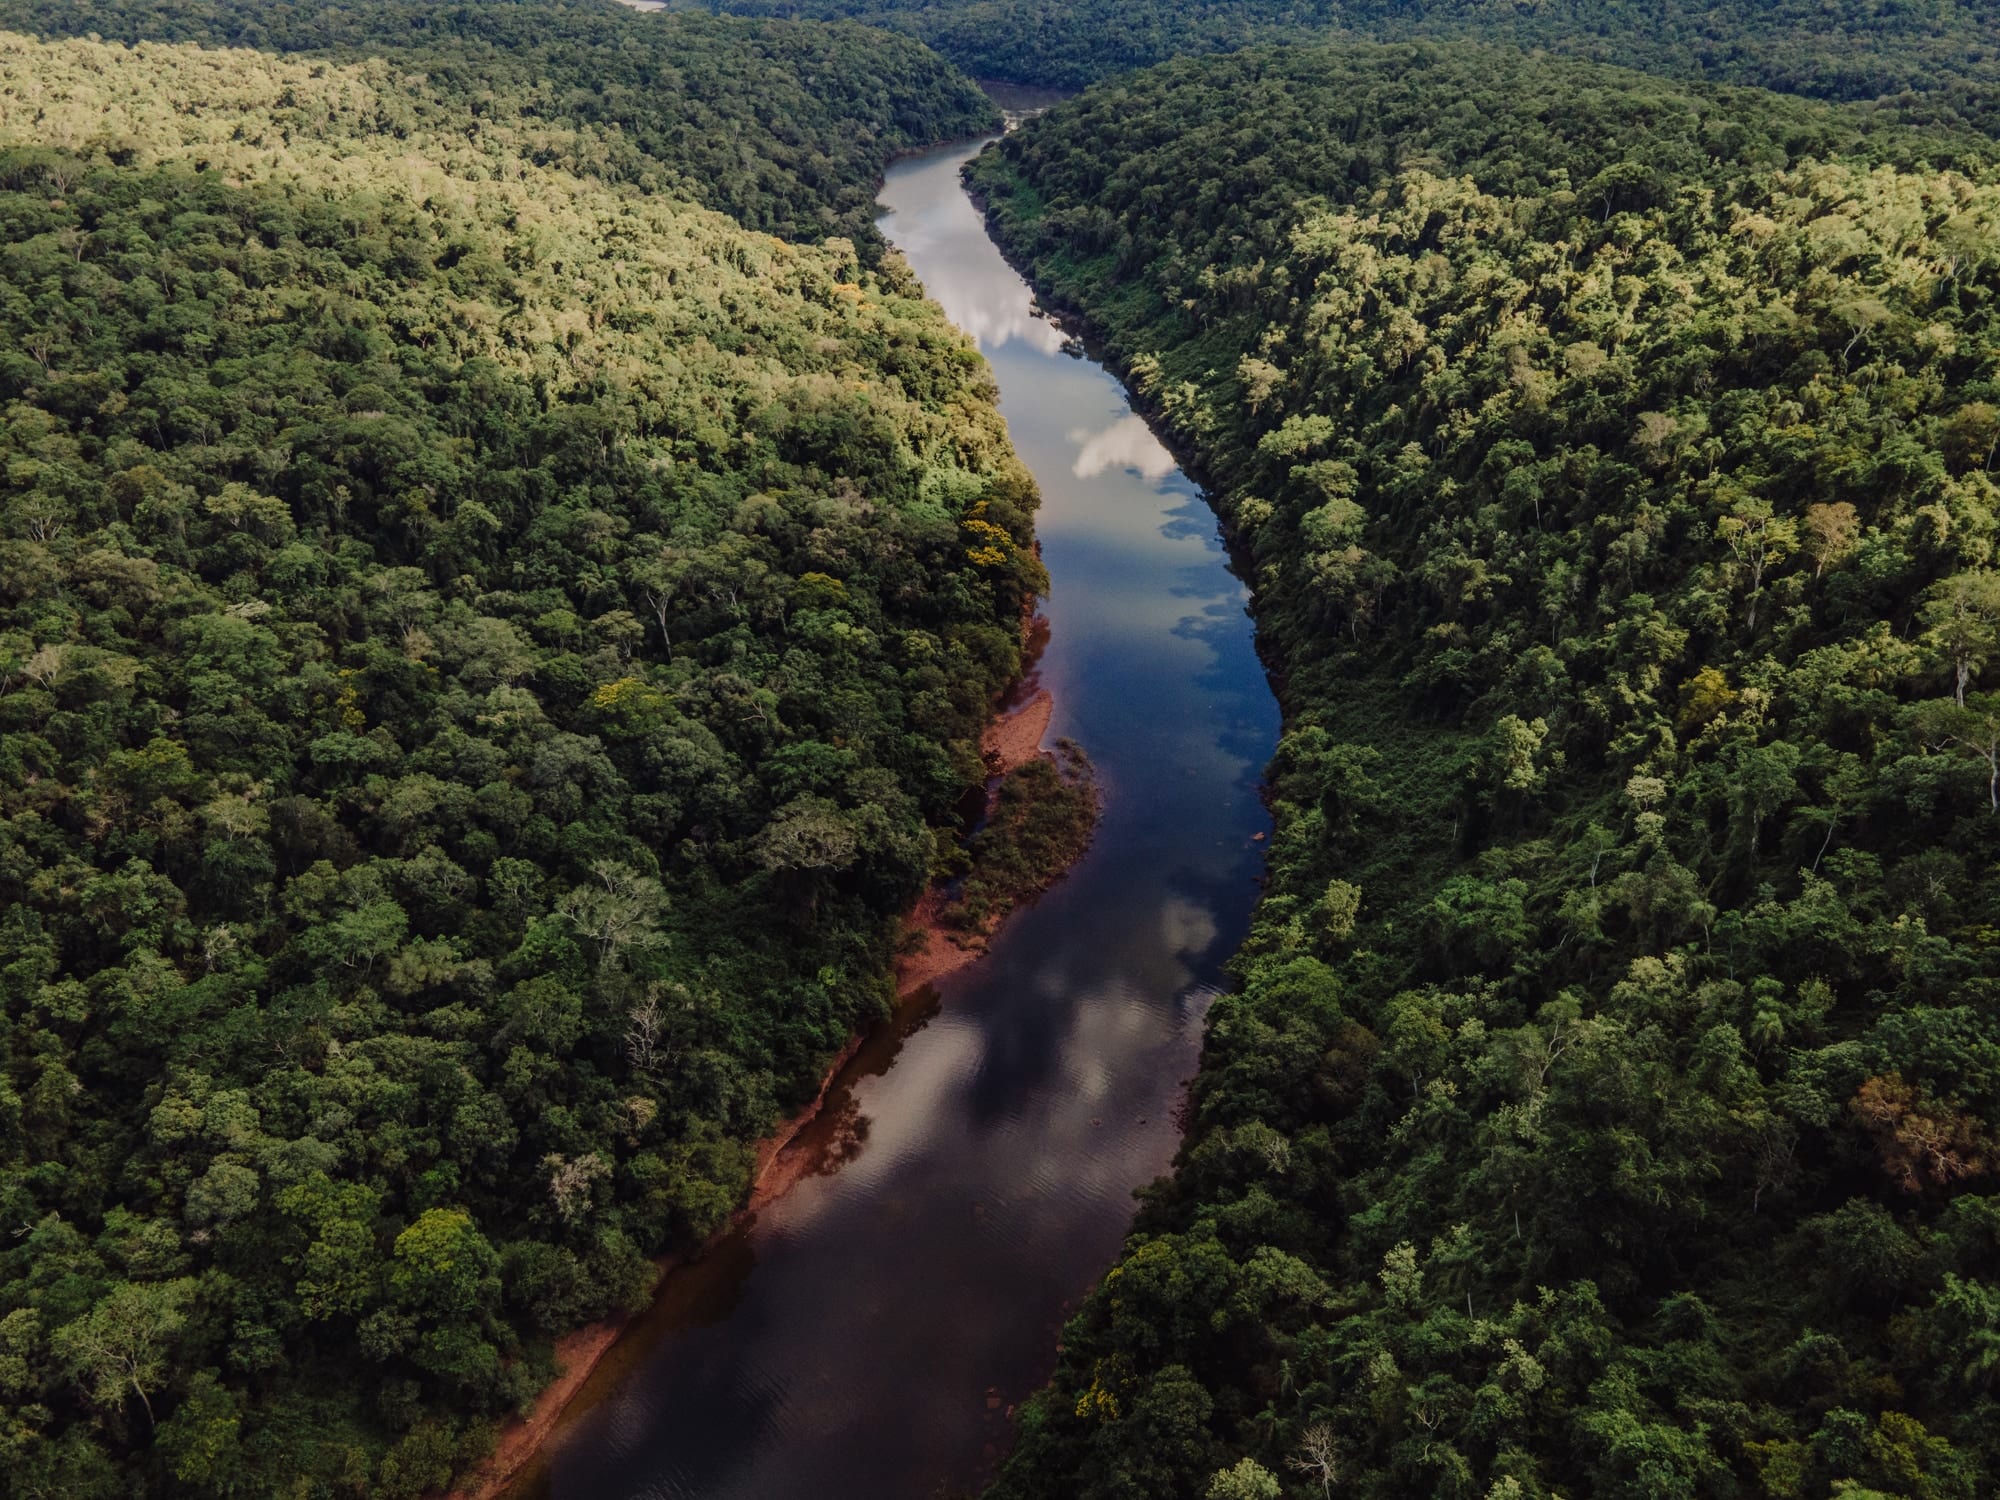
[{"x1": 518, "y1": 137, "x2": 1281, "y2": 1500}]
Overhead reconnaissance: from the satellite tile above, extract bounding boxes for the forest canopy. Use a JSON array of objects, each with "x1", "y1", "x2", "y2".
[
  {"x1": 0, "y1": 0, "x2": 998, "y2": 252},
  {"x1": 972, "y1": 43, "x2": 2000, "y2": 1500},
  {"x1": 708, "y1": 0, "x2": 2000, "y2": 135},
  {"x1": 0, "y1": 26, "x2": 1038, "y2": 1497}
]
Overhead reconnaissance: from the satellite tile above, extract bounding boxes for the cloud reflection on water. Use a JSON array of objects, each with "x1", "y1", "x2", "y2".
[
  {"x1": 545, "y1": 139, "x2": 1280, "y2": 1500},
  {"x1": 1069, "y1": 414, "x2": 1177, "y2": 481},
  {"x1": 893, "y1": 234, "x2": 1066, "y2": 357}
]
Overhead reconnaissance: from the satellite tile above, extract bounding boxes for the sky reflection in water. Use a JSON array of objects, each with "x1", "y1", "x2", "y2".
[{"x1": 532, "y1": 137, "x2": 1281, "y2": 1500}]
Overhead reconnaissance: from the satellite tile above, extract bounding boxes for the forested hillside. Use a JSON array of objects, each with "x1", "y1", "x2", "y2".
[
  {"x1": 709, "y1": 0, "x2": 2000, "y2": 132},
  {"x1": 973, "y1": 45, "x2": 2000, "y2": 1499},
  {"x1": 0, "y1": 28, "x2": 1039, "y2": 1497},
  {"x1": 0, "y1": 0, "x2": 997, "y2": 253}
]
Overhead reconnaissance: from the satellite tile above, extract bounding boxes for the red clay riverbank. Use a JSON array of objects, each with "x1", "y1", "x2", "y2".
[
  {"x1": 894, "y1": 688, "x2": 1056, "y2": 994},
  {"x1": 441, "y1": 1021, "x2": 868, "y2": 1500},
  {"x1": 439, "y1": 689, "x2": 1061, "y2": 1500}
]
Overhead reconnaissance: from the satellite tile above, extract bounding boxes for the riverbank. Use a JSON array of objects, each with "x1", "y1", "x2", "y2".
[
  {"x1": 896, "y1": 687, "x2": 1060, "y2": 993},
  {"x1": 442, "y1": 676, "x2": 1081, "y2": 1500},
  {"x1": 440, "y1": 1011, "x2": 868, "y2": 1500},
  {"x1": 453, "y1": 132, "x2": 1276, "y2": 1500}
]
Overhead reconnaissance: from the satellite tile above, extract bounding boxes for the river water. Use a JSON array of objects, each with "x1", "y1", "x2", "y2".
[{"x1": 519, "y1": 136, "x2": 1280, "y2": 1500}]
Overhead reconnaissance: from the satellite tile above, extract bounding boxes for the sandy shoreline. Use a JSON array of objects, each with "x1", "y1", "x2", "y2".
[{"x1": 439, "y1": 690, "x2": 1058, "y2": 1500}]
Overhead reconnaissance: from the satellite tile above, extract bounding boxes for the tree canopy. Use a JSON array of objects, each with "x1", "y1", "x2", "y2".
[
  {"x1": 973, "y1": 42, "x2": 2000, "y2": 1500},
  {"x1": 0, "y1": 0, "x2": 998, "y2": 254},
  {"x1": 0, "y1": 26, "x2": 1037, "y2": 1496},
  {"x1": 711, "y1": 0, "x2": 2000, "y2": 135}
]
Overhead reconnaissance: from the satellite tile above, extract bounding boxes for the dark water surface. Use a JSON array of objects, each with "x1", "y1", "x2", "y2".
[{"x1": 523, "y1": 137, "x2": 1280, "y2": 1500}]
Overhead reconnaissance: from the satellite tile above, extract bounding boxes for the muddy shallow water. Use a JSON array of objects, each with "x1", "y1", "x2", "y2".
[{"x1": 515, "y1": 135, "x2": 1280, "y2": 1500}]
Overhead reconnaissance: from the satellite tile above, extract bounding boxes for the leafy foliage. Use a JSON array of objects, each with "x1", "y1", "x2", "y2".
[
  {"x1": 710, "y1": 0, "x2": 2000, "y2": 133},
  {"x1": 0, "y1": 0, "x2": 998, "y2": 254},
  {"x1": 974, "y1": 43, "x2": 2000, "y2": 1500},
  {"x1": 0, "y1": 28, "x2": 1037, "y2": 1496},
  {"x1": 945, "y1": 743, "x2": 1097, "y2": 937}
]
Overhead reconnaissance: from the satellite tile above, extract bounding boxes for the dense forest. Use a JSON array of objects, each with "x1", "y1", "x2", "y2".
[
  {"x1": 0, "y1": 0, "x2": 998, "y2": 253},
  {"x1": 972, "y1": 44, "x2": 2000, "y2": 1500},
  {"x1": 0, "y1": 24, "x2": 1042, "y2": 1497},
  {"x1": 708, "y1": 0, "x2": 2000, "y2": 132},
  {"x1": 13, "y1": 0, "x2": 2000, "y2": 1494}
]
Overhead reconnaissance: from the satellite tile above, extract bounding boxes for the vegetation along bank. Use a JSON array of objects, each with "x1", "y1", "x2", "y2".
[
  {"x1": 0, "y1": 17, "x2": 1051, "y2": 1496},
  {"x1": 972, "y1": 42, "x2": 2000, "y2": 1500}
]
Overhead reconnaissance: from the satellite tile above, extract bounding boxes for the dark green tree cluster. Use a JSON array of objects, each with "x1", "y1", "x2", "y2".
[
  {"x1": 945, "y1": 742, "x2": 1097, "y2": 939},
  {"x1": 710, "y1": 0, "x2": 2000, "y2": 134},
  {"x1": 0, "y1": 0, "x2": 998, "y2": 254},
  {"x1": 0, "y1": 27, "x2": 1039, "y2": 1497},
  {"x1": 972, "y1": 44, "x2": 2000, "y2": 1500}
]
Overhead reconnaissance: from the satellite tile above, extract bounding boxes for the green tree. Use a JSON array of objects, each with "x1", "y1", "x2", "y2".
[
  {"x1": 1921, "y1": 571, "x2": 2000, "y2": 705},
  {"x1": 49, "y1": 1280, "x2": 195, "y2": 1429},
  {"x1": 389, "y1": 1211, "x2": 498, "y2": 1320}
]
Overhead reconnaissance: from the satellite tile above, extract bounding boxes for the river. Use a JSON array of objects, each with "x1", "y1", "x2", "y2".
[{"x1": 512, "y1": 135, "x2": 1280, "y2": 1500}]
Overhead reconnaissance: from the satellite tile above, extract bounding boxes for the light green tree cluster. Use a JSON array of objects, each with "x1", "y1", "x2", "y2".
[{"x1": 0, "y1": 0, "x2": 999, "y2": 253}]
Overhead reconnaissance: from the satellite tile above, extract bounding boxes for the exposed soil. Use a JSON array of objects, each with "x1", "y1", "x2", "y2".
[
  {"x1": 441, "y1": 689, "x2": 1065, "y2": 1500},
  {"x1": 440, "y1": 1019, "x2": 867, "y2": 1500},
  {"x1": 892, "y1": 688, "x2": 1060, "y2": 993},
  {"x1": 445, "y1": 1321, "x2": 619, "y2": 1500},
  {"x1": 984, "y1": 687, "x2": 1054, "y2": 776}
]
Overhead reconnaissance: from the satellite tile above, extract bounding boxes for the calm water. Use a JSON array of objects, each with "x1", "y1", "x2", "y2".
[{"x1": 522, "y1": 137, "x2": 1280, "y2": 1500}]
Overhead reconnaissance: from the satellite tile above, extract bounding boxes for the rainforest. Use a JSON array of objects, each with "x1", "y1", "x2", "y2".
[{"x1": 3, "y1": 2, "x2": 2000, "y2": 1498}]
